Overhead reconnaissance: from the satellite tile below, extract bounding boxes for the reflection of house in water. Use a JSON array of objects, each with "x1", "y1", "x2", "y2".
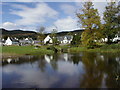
[
  {"x1": 7, "y1": 58, "x2": 12, "y2": 63},
  {"x1": 44, "y1": 55, "x2": 53, "y2": 63},
  {"x1": 63, "y1": 53, "x2": 68, "y2": 61},
  {"x1": 116, "y1": 57, "x2": 120, "y2": 65},
  {"x1": 2, "y1": 55, "x2": 38, "y2": 66}
]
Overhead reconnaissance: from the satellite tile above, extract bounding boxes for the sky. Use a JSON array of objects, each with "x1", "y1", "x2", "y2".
[{"x1": 0, "y1": 0, "x2": 117, "y2": 32}]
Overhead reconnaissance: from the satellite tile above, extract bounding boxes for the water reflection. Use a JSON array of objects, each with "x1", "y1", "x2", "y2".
[{"x1": 1, "y1": 52, "x2": 120, "y2": 88}]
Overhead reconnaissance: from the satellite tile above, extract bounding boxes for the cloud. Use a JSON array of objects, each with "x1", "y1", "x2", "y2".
[
  {"x1": 60, "y1": 4, "x2": 76, "y2": 15},
  {"x1": 2, "y1": 22, "x2": 37, "y2": 31},
  {"x1": 2, "y1": 22, "x2": 19, "y2": 30},
  {"x1": 10, "y1": 3, "x2": 59, "y2": 26},
  {"x1": 46, "y1": 16, "x2": 78, "y2": 32}
]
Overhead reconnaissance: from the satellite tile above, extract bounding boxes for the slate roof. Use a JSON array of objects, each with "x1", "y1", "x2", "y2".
[{"x1": 57, "y1": 35, "x2": 73, "y2": 41}]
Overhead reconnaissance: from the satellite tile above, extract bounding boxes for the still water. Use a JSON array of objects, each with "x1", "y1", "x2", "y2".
[{"x1": 1, "y1": 52, "x2": 120, "y2": 88}]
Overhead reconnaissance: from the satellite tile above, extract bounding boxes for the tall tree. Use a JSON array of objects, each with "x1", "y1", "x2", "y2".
[
  {"x1": 76, "y1": 2, "x2": 101, "y2": 48},
  {"x1": 103, "y1": 2, "x2": 119, "y2": 43}
]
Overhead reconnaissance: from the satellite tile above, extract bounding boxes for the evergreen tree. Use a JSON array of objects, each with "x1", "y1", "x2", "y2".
[
  {"x1": 103, "y1": 2, "x2": 119, "y2": 43},
  {"x1": 76, "y1": 2, "x2": 101, "y2": 48},
  {"x1": 71, "y1": 34, "x2": 81, "y2": 46}
]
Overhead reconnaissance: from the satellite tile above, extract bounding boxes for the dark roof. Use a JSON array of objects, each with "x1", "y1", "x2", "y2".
[{"x1": 57, "y1": 35, "x2": 73, "y2": 41}]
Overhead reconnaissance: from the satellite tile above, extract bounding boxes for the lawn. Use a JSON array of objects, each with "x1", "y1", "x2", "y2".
[
  {"x1": 69, "y1": 44, "x2": 120, "y2": 53},
  {"x1": 1, "y1": 46, "x2": 54, "y2": 56},
  {"x1": 1, "y1": 44, "x2": 120, "y2": 57}
]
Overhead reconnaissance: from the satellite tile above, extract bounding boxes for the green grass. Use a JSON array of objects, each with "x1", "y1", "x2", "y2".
[
  {"x1": 69, "y1": 44, "x2": 120, "y2": 53},
  {"x1": 1, "y1": 46, "x2": 54, "y2": 56},
  {"x1": 1, "y1": 44, "x2": 120, "y2": 57}
]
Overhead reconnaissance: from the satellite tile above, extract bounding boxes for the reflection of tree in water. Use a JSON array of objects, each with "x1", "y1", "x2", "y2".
[
  {"x1": 50, "y1": 54, "x2": 58, "y2": 71},
  {"x1": 80, "y1": 52, "x2": 104, "y2": 88},
  {"x1": 80, "y1": 52, "x2": 120, "y2": 88},
  {"x1": 102, "y1": 53, "x2": 120, "y2": 88},
  {"x1": 38, "y1": 55, "x2": 46, "y2": 72},
  {"x1": 70, "y1": 53, "x2": 82, "y2": 65}
]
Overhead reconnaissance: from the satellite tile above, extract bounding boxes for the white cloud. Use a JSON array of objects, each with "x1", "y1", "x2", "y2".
[
  {"x1": 2, "y1": 22, "x2": 18, "y2": 30},
  {"x1": 2, "y1": 22, "x2": 37, "y2": 31},
  {"x1": 60, "y1": 4, "x2": 76, "y2": 15},
  {"x1": 11, "y1": 3, "x2": 59, "y2": 26},
  {"x1": 46, "y1": 16, "x2": 78, "y2": 32}
]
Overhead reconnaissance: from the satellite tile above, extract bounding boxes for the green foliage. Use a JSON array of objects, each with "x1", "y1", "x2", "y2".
[
  {"x1": 50, "y1": 28, "x2": 59, "y2": 45},
  {"x1": 52, "y1": 37, "x2": 59, "y2": 45},
  {"x1": 71, "y1": 34, "x2": 81, "y2": 46},
  {"x1": 103, "y1": 2, "x2": 119, "y2": 43},
  {"x1": 37, "y1": 33, "x2": 45, "y2": 44},
  {"x1": 76, "y1": 2, "x2": 101, "y2": 30},
  {"x1": 76, "y1": 2, "x2": 102, "y2": 48}
]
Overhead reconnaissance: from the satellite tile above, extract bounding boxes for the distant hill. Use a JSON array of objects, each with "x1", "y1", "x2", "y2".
[
  {"x1": 0, "y1": 28, "x2": 84, "y2": 39},
  {"x1": 0, "y1": 28, "x2": 38, "y2": 39},
  {"x1": 46, "y1": 29, "x2": 84, "y2": 36}
]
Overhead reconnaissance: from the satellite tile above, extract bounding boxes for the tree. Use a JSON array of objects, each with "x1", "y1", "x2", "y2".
[
  {"x1": 37, "y1": 26, "x2": 45, "y2": 34},
  {"x1": 76, "y1": 2, "x2": 102, "y2": 48},
  {"x1": 50, "y1": 28, "x2": 59, "y2": 45},
  {"x1": 71, "y1": 34, "x2": 81, "y2": 46},
  {"x1": 103, "y1": 2, "x2": 119, "y2": 44},
  {"x1": 37, "y1": 26, "x2": 46, "y2": 45}
]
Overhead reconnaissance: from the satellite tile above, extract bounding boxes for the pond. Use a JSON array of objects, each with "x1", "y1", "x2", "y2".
[{"x1": 0, "y1": 52, "x2": 120, "y2": 88}]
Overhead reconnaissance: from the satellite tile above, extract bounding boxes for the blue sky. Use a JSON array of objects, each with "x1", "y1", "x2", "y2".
[{"x1": 0, "y1": 1, "x2": 109, "y2": 32}]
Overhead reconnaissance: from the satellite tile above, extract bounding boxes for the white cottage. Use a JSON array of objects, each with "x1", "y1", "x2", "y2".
[
  {"x1": 113, "y1": 34, "x2": 120, "y2": 42},
  {"x1": 57, "y1": 35, "x2": 73, "y2": 44},
  {"x1": 44, "y1": 35, "x2": 53, "y2": 44},
  {"x1": 5, "y1": 37, "x2": 12, "y2": 45}
]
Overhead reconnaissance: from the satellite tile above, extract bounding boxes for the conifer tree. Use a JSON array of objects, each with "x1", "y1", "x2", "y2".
[
  {"x1": 103, "y1": 2, "x2": 119, "y2": 43},
  {"x1": 76, "y1": 2, "x2": 101, "y2": 48}
]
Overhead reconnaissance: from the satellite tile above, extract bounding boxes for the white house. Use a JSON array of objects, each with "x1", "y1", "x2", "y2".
[
  {"x1": 44, "y1": 35, "x2": 53, "y2": 44},
  {"x1": 57, "y1": 35, "x2": 73, "y2": 44},
  {"x1": 63, "y1": 37, "x2": 68, "y2": 44},
  {"x1": 5, "y1": 37, "x2": 12, "y2": 45},
  {"x1": 113, "y1": 34, "x2": 120, "y2": 42},
  {"x1": 44, "y1": 55, "x2": 53, "y2": 63}
]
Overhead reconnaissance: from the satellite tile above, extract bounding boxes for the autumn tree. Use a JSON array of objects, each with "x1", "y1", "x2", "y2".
[
  {"x1": 103, "y1": 2, "x2": 119, "y2": 44},
  {"x1": 76, "y1": 2, "x2": 102, "y2": 48}
]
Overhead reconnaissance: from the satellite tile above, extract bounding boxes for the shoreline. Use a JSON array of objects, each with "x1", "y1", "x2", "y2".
[{"x1": 1, "y1": 44, "x2": 120, "y2": 59}]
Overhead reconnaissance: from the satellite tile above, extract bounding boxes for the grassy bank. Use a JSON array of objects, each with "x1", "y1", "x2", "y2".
[
  {"x1": 69, "y1": 44, "x2": 120, "y2": 53},
  {"x1": 1, "y1": 44, "x2": 120, "y2": 58},
  {"x1": 1, "y1": 46, "x2": 54, "y2": 57}
]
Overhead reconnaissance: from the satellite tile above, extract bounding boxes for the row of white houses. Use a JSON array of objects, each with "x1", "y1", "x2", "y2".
[
  {"x1": 1, "y1": 32, "x2": 120, "y2": 46},
  {"x1": 0, "y1": 35, "x2": 73, "y2": 46},
  {"x1": 0, "y1": 37, "x2": 34, "y2": 46},
  {"x1": 43, "y1": 35, "x2": 73, "y2": 44}
]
